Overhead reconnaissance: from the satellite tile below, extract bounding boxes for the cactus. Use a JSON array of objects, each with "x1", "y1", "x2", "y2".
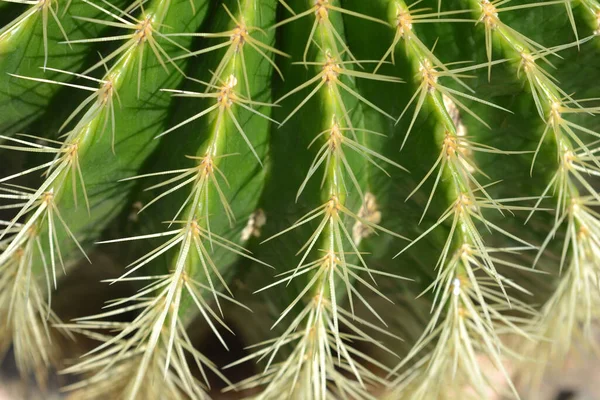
[{"x1": 0, "y1": 0, "x2": 599, "y2": 398}]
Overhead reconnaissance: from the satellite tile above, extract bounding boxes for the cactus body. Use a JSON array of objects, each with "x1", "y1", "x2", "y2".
[{"x1": 1, "y1": 0, "x2": 600, "y2": 399}]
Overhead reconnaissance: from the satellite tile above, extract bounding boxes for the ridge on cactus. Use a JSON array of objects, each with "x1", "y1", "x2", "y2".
[{"x1": 0, "y1": 0, "x2": 599, "y2": 399}]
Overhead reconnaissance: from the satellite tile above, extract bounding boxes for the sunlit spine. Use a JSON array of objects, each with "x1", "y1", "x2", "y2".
[
  {"x1": 382, "y1": 1, "x2": 535, "y2": 398},
  {"x1": 0, "y1": 0, "x2": 182, "y2": 387},
  {"x1": 229, "y1": 1, "x2": 407, "y2": 398},
  {"x1": 470, "y1": 0, "x2": 600, "y2": 393},
  {"x1": 61, "y1": 1, "x2": 277, "y2": 398}
]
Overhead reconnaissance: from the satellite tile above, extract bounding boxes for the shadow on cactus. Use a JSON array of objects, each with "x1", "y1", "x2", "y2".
[{"x1": 1, "y1": 0, "x2": 600, "y2": 399}]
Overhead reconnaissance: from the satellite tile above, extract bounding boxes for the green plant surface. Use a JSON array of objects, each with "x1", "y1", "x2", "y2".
[
  {"x1": 0, "y1": 0, "x2": 137, "y2": 136},
  {"x1": 1, "y1": 0, "x2": 600, "y2": 399},
  {"x1": 0, "y1": 0, "x2": 210, "y2": 386},
  {"x1": 58, "y1": 1, "x2": 278, "y2": 397}
]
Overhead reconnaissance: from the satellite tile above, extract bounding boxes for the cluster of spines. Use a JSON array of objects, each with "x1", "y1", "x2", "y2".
[
  {"x1": 0, "y1": 0, "x2": 192, "y2": 390},
  {"x1": 468, "y1": 0, "x2": 600, "y2": 391},
  {"x1": 0, "y1": 0, "x2": 71, "y2": 69},
  {"x1": 55, "y1": 1, "x2": 283, "y2": 398},
  {"x1": 362, "y1": 1, "x2": 540, "y2": 398},
  {"x1": 0, "y1": 0, "x2": 599, "y2": 398},
  {"x1": 224, "y1": 1, "x2": 413, "y2": 398}
]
